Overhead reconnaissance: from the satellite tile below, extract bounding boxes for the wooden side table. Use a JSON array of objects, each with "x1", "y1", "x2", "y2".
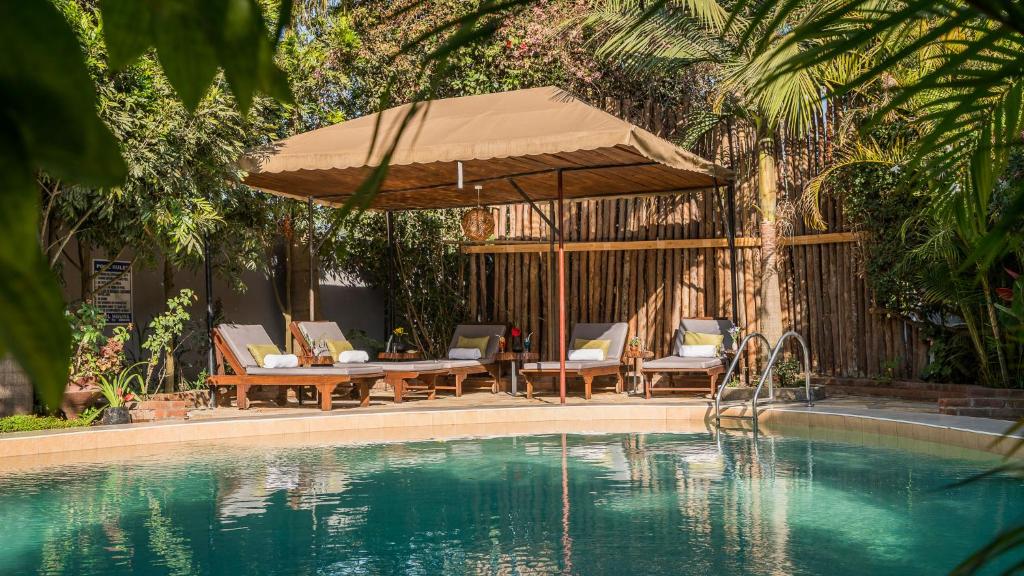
[
  {"x1": 299, "y1": 355, "x2": 334, "y2": 367},
  {"x1": 377, "y1": 351, "x2": 422, "y2": 361},
  {"x1": 494, "y1": 351, "x2": 538, "y2": 396},
  {"x1": 623, "y1": 350, "x2": 655, "y2": 394}
]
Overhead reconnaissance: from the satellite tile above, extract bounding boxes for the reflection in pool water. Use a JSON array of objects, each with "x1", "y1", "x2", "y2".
[{"x1": 0, "y1": 431, "x2": 1021, "y2": 575}]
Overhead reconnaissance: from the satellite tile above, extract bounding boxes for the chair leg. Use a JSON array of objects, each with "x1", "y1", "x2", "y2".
[
  {"x1": 274, "y1": 387, "x2": 289, "y2": 407},
  {"x1": 317, "y1": 384, "x2": 337, "y2": 411},
  {"x1": 524, "y1": 374, "x2": 534, "y2": 399},
  {"x1": 236, "y1": 384, "x2": 250, "y2": 410},
  {"x1": 358, "y1": 380, "x2": 371, "y2": 407},
  {"x1": 454, "y1": 373, "x2": 465, "y2": 397},
  {"x1": 615, "y1": 371, "x2": 624, "y2": 394},
  {"x1": 583, "y1": 375, "x2": 593, "y2": 400}
]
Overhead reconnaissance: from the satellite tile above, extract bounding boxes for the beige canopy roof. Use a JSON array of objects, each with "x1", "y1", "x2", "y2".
[{"x1": 241, "y1": 86, "x2": 730, "y2": 210}]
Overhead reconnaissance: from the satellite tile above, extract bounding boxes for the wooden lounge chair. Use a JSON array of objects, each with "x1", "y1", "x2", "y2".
[
  {"x1": 642, "y1": 317, "x2": 734, "y2": 398},
  {"x1": 208, "y1": 324, "x2": 382, "y2": 411},
  {"x1": 290, "y1": 321, "x2": 505, "y2": 403},
  {"x1": 520, "y1": 322, "x2": 627, "y2": 400}
]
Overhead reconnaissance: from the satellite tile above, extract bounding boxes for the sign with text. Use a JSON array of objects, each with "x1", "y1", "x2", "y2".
[{"x1": 92, "y1": 259, "x2": 133, "y2": 325}]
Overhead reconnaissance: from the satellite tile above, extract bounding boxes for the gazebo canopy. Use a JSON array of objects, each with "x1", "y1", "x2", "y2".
[{"x1": 241, "y1": 86, "x2": 730, "y2": 210}]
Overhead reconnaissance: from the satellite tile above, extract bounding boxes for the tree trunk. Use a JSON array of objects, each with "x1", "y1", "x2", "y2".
[
  {"x1": 757, "y1": 132, "x2": 784, "y2": 345},
  {"x1": 162, "y1": 258, "x2": 176, "y2": 392}
]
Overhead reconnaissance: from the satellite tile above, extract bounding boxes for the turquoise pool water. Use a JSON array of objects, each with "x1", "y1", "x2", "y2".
[{"x1": 0, "y1": 431, "x2": 1021, "y2": 575}]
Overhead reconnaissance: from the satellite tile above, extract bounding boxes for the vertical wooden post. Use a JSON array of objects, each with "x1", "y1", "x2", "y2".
[
  {"x1": 307, "y1": 196, "x2": 316, "y2": 321},
  {"x1": 385, "y1": 211, "x2": 395, "y2": 333},
  {"x1": 725, "y1": 119, "x2": 740, "y2": 325},
  {"x1": 557, "y1": 169, "x2": 566, "y2": 405}
]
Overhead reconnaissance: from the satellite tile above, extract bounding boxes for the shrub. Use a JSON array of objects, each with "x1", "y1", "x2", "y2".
[{"x1": 0, "y1": 414, "x2": 92, "y2": 434}]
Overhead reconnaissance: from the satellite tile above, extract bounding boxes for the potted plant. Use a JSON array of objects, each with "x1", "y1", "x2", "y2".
[
  {"x1": 97, "y1": 363, "x2": 144, "y2": 425},
  {"x1": 728, "y1": 325, "x2": 742, "y2": 351},
  {"x1": 628, "y1": 336, "x2": 643, "y2": 355},
  {"x1": 510, "y1": 327, "x2": 524, "y2": 352},
  {"x1": 387, "y1": 327, "x2": 408, "y2": 353}
]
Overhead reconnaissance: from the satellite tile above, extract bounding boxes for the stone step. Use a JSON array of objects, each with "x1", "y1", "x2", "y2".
[{"x1": 937, "y1": 406, "x2": 1024, "y2": 421}]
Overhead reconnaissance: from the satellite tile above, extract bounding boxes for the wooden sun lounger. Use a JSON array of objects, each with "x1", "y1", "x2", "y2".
[
  {"x1": 289, "y1": 321, "x2": 505, "y2": 403},
  {"x1": 208, "y1": 324, "x2": 382, "y2": 411},
  {"x1": 519, "y1": 322, "x2": 628, "y2": 400},
  {"x1": 642, "y1": 317, "x2": 734, "y2": 398}
]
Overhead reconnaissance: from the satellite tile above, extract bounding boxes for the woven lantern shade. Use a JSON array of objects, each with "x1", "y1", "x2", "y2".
[{"x1": 462, "y1": 207, "x2": 495, "y2": 241}]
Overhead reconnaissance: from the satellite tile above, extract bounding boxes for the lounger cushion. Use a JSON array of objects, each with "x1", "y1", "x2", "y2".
[
  {"x1": 296, "y1": 321, "x2": 347, "y2": 344},
  {"x1": 570, "y1": 323, "x2": 629, "y2": 360},
  {"x1": 219, "y1": 324, "x2": 278, "y2": 368},
  {"x1": 440, "y1": 359, "x2": 491, "y2": 370},
  {"x1": 448, "y1": 325, "x2": 506, "y2": 361},
  {"x1": 366, "y1": 360, "x2": 449, "y2": 372},
  {"x1": 456, "y1": 336, "x2": 489, "y2": 357},
  {"x1": 521, "y1": 360, "x2": 621, "y2": 371},
  {"x1": 246, "y1": 365, "x2": 382, "y2": 377},
  {"x1": 673, "y1": 318, "x2": 734, "y2": 355},
  {"x1": 247, "y1": 343, "x2": 281, "y2": 367},
  {"x1": 643, "y1": 356, "x2": 723, "y2": 370}
]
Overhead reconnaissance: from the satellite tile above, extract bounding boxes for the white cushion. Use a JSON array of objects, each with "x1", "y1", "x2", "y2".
[
  {"x1": 680, "y1": 345, "x2": 717, "y2": 358},
  {"x1": 448, "y1": 347, "x2": 482, "y2": 360},
  {"x1": 262, "y1": 354, "x2": 299, "y2": 368},
  {"x1": 567, "y1": 348, "x2": 605, "y2": 361},
  {"x1": 337, "y1": 350, "x2": 369, "y2": 363}
]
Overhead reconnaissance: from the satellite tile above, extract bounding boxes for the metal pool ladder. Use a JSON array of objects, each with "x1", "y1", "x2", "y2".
[{"x1": 713, "y1": 330, "x2": 813, "y2": 428}]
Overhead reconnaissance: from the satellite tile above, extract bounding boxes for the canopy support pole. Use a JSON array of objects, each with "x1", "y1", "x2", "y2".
[
  {"x1": 385, "y1": 211, "x2": 395, "y2": 334},
  {"x1": 203, "y1": 234, "x2": 215, "y2": 407},
  {"x1": 557, "y1": 169, "x2": 566, "y2": 405},
  {"x1": 308, "y1": 196, "x2": 315, "y2": 321}
]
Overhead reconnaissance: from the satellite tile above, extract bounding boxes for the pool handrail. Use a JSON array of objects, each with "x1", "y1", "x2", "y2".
[
  {"x1": 751, "y1": 331, "x2": 813, "y2": 426},
  {"x1": 713, "y1": 332, "x2": 772, "y2": 424}
]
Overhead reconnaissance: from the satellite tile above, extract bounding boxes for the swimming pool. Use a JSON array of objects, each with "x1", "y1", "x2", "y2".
[{"x1": 0, "y1": 430, "x2": 1020, "y2": 575}]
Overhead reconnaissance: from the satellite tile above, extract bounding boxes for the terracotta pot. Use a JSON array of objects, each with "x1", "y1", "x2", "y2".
[
  {"x1": 61, "y1": 389, "x2": 100, "y2": 419},
  {"x1": 100, "y1": 406, "x2": 131, "y2": 425}
]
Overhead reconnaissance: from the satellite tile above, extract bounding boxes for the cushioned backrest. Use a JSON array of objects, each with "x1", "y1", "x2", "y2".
[
  {"x1": 570, "y1": 322, "x2": 628, "y2": 360},
  {"x1": 218, "y1": 324, "x2": 276, "y2": 368},
  {"x1": 673, "y1": 318, "x2": 735, "y2": 355},
  {"x1": 448, "y1": 324, "x2": 507, "y2": 361},
  {"x1": 296, "y1": 321, "x2": 346, "y2": 345}
]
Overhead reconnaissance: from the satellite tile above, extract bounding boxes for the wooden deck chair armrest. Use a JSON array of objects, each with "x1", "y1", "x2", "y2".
[{"x1": 288, "y1": 321, "x2": 312, "y2": 356}]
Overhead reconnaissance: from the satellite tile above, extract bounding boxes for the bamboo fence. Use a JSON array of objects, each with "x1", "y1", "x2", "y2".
[{"x1": 460, "y1": 97, "x2": 930, "y2": 381}]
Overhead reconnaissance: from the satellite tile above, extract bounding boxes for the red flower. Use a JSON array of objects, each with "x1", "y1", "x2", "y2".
[
  {"x1": 511, "y1": 327, "x2": 522, "y2": 337},
  {"x1": 997, "y1": 287, "x2": 1015, "y2": 302}
]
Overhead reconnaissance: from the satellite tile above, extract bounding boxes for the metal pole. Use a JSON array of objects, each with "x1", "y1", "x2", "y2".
[
  {"x1": 725, "y1": 119, "x2": 740, "y2": 325},
  {"x1": 307, "y1": 196, "x2": 315, "y2": 321},
  {"x1": 203, "y1": 234, "x2": 215, "y2": 407},
  {"x1": 557, "y1": 169, "x2": 566, "y2": 405},
  {"x1": 385, "y1": 211, "x2": 395, "y2": 334}
]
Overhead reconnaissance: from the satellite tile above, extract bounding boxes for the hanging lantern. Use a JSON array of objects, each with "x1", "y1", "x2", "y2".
[{"x1": 461, "y1": 185, "x2": 495, "y2": 241}]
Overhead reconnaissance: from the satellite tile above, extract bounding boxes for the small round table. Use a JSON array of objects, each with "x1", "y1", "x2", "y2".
[
  {"x1": 377, "y1": 351, "x2": 422, "y2": 361},
  {"x1": 623, "y1": 350, "x2": 655, "y2": 394},
  {"x1": 494, "y1": 351, "x2": 538, "y2": 396}
]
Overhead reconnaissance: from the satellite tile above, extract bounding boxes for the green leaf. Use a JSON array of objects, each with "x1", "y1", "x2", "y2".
[
  {"x1": 152, "y1": 0, "x2": 220, "y2": 111},
  {"x1": 99, "y1": 0, "x2": 155, "y2": 69},
  {"x1": 0, "y1": 1, "x2": 126, "y2": 187},
  {"x1": 0, "y1": 124, "x2": 71, "y2": 411}
]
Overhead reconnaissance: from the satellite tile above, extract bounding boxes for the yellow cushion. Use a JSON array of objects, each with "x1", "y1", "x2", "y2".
[
  {"x1": 247, "y1": 344, "x2": 281, "y2": 367},
  {"x1": 683, "y1": 332, "x2": 724, "y2": 349},
  {"x1": 326, "y1": 339, "x2": 353, "y2": 358},
  {"x1": 457, "y1": 335, "x2": 490, "y2": 356},
  {"x1": 574, "y1": 338, "x2": 611, "y2": 358}
]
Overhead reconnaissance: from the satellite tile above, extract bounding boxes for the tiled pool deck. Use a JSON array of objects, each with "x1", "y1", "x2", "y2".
[{"x1": 2, "y1": 390, "x2": 1022, "y2": 467}]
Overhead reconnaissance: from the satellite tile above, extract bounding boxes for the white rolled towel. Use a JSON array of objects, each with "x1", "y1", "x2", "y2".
[
  {"x1": 680, "y1": 344, "x2": 718, "y2": 358},
  {"x1": 263, "y1": 354, "x2": 299, "y2": 368},
  {"x1": 337, "y1": 350, "x2": 370, "y2": 363},
  {"x1": 567, "y1": 348, "x2": 605, "y2": 361},
  {"x1": 448, "y1": 347, "x2": 482, "y2": 360}
]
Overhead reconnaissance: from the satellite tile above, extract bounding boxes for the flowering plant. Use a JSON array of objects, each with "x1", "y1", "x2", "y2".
[
  {"x1": 97, "y1": 363, "x2": 145, "y2": 408},
  {"x1": 510, "y1": 327, "x2": 522, "y2": 337},
  {"x1": 728, "y1": 326, "x2": 741, "y2": 342},
  {"x1": 628, "y1": 336, "x2": 643, "y2": 348},
  {"x1": 393, "y1": 327, "x2": 407, "y2": 337}
]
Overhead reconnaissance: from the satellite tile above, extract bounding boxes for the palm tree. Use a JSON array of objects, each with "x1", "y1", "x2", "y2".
[{"x1": 585, "y1": 0, "x2": 838, "y2": 344}]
